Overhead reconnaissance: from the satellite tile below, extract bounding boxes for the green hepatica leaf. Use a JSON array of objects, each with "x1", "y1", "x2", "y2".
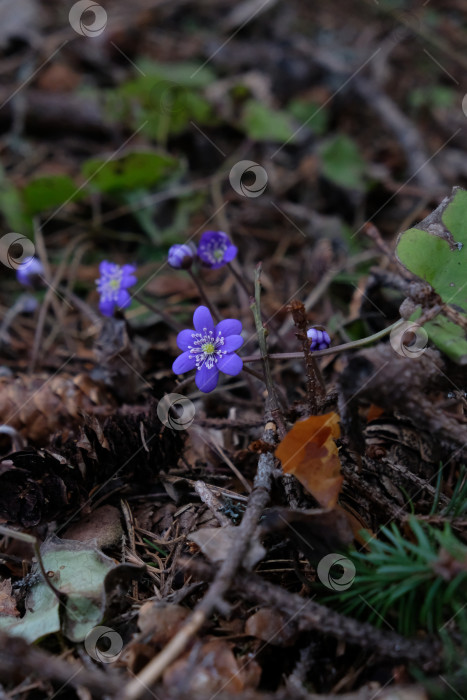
[
  {"x1": 317, "y1": 134, "x2": 366, "y2": 191},
  {"x1": 396, "y1": 187, "x2": 467, "y2": 363},
  {"x1": 135, "y1": 59, "x2": 216, "y2": 88},
  {"x1": 22, "y1": 175, "x2": 83, "y2": 216},
  {"x1": 82, "y1": 151, "x2": 180, "y2": 194},
  {"x1": 240, "y1": 100, "x2": 296, "y2": 143},
  {"x1": 396, "y1": 187, "x2": 467, "y2": 312},
  {"x1": 0, "y1": 537, "x2": 115, "y2": 643},
  {"x1": 423, "y1": 315, "x2": 467, "y2": 364}
]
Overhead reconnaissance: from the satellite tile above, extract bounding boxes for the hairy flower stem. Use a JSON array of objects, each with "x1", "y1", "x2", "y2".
[
  {"x1": 250, "y1": 263, "x2": 286, "y2": 437},
  {"x1": 187, "y1": 269, "x2": 221, "y2": 323},
  {"x1": 241, "y1": 317, "x2": 405, "y2": 364},
  {"x1": 289, "y1": 299, "x2": 325, "y2": 413},
  {"x1": 132, "y1": 291, "x2": 183, "y2": 332}
]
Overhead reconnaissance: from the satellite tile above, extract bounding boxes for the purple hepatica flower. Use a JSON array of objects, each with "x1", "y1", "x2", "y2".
[
  {"x1": 172, "y1": 305, "x2": 243, "y2": 393},
  {"x1": 307, "y1": 328, "x2": 331, "y2": 351},
  {"x1": 95, "y1": 261, "x2": 137, "y2": 317},
  {"x1": 16, "y1": 257, "x2": 44, "y2": 286},
  {"x1": 197, "y1": 231, "x2": 237, "y2": 269},
  {"x1": 168, "y1": 242, "x2": 196, "y2": 270}
]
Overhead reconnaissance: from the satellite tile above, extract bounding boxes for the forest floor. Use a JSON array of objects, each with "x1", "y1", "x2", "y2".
[{"x1": 0, "y1": 1, "x2": 466, "y2": 699}]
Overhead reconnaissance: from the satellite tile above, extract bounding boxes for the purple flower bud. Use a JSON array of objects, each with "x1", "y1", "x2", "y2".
[
  {"x1": 95, "y1": 261, "x2": 137, "y2": 317},
  {"x1": 307, "y1": 327, "x2": 331, "y2": 351},
  {"x1": 16, "y1": 257, "x2": 44, "y2": 287},
  {"x1": 168, "y1": 243, "x2": 196, "y2": 270},
  {"x1": 197, "y1": 231, "x2": 238, "y2": 270}
]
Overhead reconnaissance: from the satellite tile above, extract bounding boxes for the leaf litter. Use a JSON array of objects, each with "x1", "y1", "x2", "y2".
[{"x1": 0, "y1": 1, "x2": 466, "y2": 699}]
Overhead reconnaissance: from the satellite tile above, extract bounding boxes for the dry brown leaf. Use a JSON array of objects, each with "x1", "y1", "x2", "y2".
[
  {"x1": 62, "y1": 505, "x2": 123, "y2": 549},
  {"x1": 163, "y1": 639, "x2": 261, "y2": 694},
  {"x1": 275, "y1": 412, "x2": 343, "y2": 508},
  {"x1": 366, "y1": 404, "x2": 385, "y2": 422},
  {"x1": 189, "y1": 526, "x2": 265, "y2": 570},
  {"x1": 245, "y1": 607, "x2": 299, "y2": 647},
  {"x1": 0, "y1": 579, "x2": 19, "y2": 617},
  {"x1": 137, "y1": 602, "x2": 189, "y2": 642}
]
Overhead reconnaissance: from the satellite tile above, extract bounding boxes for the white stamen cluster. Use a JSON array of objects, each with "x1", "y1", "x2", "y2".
[
  {"x1": 188, "y1": 327, "x2": 227, "y2": 370},
  {"x1": 199, "y1": 240, "x2": 227, "y2": 264},
  {"x1": 97, "y1": 265, "x2": 123, "y2": 302}
]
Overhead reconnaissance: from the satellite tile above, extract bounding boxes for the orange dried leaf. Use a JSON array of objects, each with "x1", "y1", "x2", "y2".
[
  {"x1": 275, "y1": 412, "x2": 343, "y2": 508},
  {"x1": 366, "y1": 404, "x2": 385, "y2": 422}
]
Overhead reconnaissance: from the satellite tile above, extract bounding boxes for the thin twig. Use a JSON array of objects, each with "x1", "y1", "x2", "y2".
[
  {"x1": 119, "y1": 421, "x2": 278, "y2": 700},
  {"x1": 241, "y1": 318, "x2": 406, "y2": 363}
]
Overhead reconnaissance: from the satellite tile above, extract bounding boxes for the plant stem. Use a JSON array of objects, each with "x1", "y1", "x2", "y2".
[
  {"x1": 250, "y1": 263, "x2": 286, "y2": 436},
  {"x1": 187, "y1": 269, "x2": 221, "y2": 323},
  {"x1": 289, "y1": 299, "x2": 325, "y2": 413},
  {"x1": 132, "y1": 291, "x2": 183, "y2": 332},
  {"x1": 240, "y1": 318, "x2": 405, "y2": 363},
  {"x1": 228, "y1": 261, "x2": 252, "y2": 298}
]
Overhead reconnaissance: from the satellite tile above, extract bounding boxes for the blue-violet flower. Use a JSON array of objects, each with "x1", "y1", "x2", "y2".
[
  {"x1": 168, "y1": 242, "x2": 196, "y2": 270},
  {"x1": 197, "y1": 231, "x2": 237, "y2": 269},
  {"x1": 95, "y1": 261, "x2": 137, "y2": 317},
  {"x1": 172, "y1": 305, "x2": 244, "y2": 392},
  {"x1": 307, "y1": 327, "x2": 331, "y2": 351},
  {"x1": 16, "y1": 257, "x2": 44, "y2": 286}
]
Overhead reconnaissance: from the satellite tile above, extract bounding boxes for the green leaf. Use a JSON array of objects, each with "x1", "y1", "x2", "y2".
[
  {"x1": 423, "y1": 315, "x2": 467, "y2": 365},
  {"x1": 396, "y1": 187, "x2": 467, "y2": 363},
  {"x1": 287, "y1": 99, "x2": 328, "y2": 135},
  {"x1": 110, "y1": 63, "x2": 217, "y2": 141},
  {"x1": 22, "y1": 175, "x2": 83, "y2": 216},
  {"x1": 240, "y1": 100, "x2": 296, "y2": 143},
  {"x1": 81, "y1": 151, "x2": 180, "y2": 193},
  {"x1": 318, "y1": 134, "x2": 366, "y2": 190},
  {"x1": 396, "y1": 189, "x2": 467, "y2": 311},
  {"x1": 0, "y1": 172, "x2": 32, "y2": 234},
  {"x1": 135, "y1": 60, "x2": 216, "y2": 88},
  {"x1": 0, "y1": 537, "x2": 115, "y2": 643}
]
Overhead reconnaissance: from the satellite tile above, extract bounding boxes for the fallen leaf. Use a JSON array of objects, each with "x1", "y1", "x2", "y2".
[
  {"x1": 275, "y1": 412, "x2": 343, "y2": 508},
  {"x1": 0, "y1": 536, "x2": 140, "y2": 643},
  {"x1": 366, "y1": 404, "x2": 385, "y2": 422},
  {"x1": 260, "y1": 507, "x2": 353, "y2": 565},
  {"x1": 245, "y1": 607, "x2": 298, "y2": 647},
  {"x1": 137, "y1": 602, "x2": 189, "y2": 642},
  {"x1": 163, "y1": 639, "x2": 261, "y2": 694},
  {"x1": 189, "y1": 526, "x2": 265, "y2": 570},
  {"x1": 63, "y1": 505, "x2": 123, "y2": 549},
  {"x1": 0, "y1": 579, "x2": 19, "y2": 617}
]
